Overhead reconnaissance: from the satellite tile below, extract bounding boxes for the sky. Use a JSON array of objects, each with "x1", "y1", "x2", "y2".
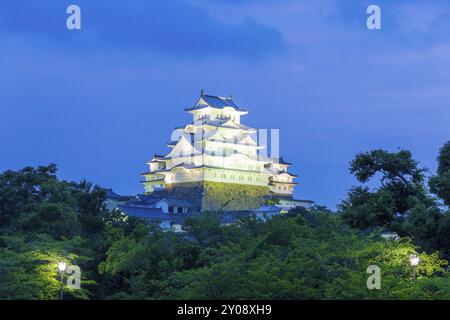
[{"x1": 1, "y1": 0, "x2": 449, "y2": 209}]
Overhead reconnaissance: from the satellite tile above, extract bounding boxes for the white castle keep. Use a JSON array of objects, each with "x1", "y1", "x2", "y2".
[{"x1": 142, "y1": 91, "x2": 298, "y2": 202}]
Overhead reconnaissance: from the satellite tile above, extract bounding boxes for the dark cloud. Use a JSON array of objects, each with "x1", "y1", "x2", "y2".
[{"x1": 0, "y1": 0, "x2": 283, "y2": 58}]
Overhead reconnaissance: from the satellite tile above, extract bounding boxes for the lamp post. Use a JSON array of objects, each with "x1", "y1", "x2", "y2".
[
  {"x1": 57, "y1": 261, "x2": 67, "y2": 300},
  {"x1": 409, "y1": 254, "x2": 420, "y2": 285}
]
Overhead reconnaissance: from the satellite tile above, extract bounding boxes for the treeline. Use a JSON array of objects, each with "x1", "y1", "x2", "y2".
[
  {"x1": 0, "y1": 142, "x2": 449, "y2": 299},
  {"x1": 340, "y1": 142, "x2": 450, "y2": 260}
]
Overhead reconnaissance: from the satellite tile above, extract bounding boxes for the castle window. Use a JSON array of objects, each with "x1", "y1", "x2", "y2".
[
  {"x1": 168, "y1": 206, "x2": 174, "y2": 213},
  {"x1": 177, "y1": 207, "x2": 183, "y2": 213}
]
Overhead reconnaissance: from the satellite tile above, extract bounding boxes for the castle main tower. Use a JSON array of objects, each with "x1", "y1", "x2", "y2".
[{"x1": 141, "y1": 92, "x2": 298, "y2": 211}]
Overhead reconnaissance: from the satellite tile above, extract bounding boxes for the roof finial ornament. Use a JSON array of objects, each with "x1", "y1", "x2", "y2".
[{"x1": 200, "y1": 89, "x2": 205, "y2": 97}]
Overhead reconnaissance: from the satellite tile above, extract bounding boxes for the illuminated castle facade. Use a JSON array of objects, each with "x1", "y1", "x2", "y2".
[{"x1": 141, "y1": 91, "x2": 303, "y2": 211}]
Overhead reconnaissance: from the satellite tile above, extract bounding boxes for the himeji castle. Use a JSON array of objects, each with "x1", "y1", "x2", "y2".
[{"x1": 138, "y1": 91, "x2": 312, "y2": 212}]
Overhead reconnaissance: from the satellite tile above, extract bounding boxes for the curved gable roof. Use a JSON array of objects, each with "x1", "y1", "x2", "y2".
[
  {"x1": 166, "y1": 135, "x2": 202, "y2": 158},
  {"x1": 185, "y1": 93, "x2": 247, "y2": 112}
]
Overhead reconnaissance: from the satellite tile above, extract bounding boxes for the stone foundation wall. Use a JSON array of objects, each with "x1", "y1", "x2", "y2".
[
  {"x1": 165, "y1": 181, "x2": 269, "y2": 212},
  {"x1": 202, "y1": 181, "x2": 269, "y2": 211}
]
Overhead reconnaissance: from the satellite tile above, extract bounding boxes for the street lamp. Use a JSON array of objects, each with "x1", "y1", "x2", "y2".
[
  {"x1": 409, "y1": 254, "x2": 420, "y2": 284},
  {"x1": 57, "y1": 261, "x2": 67, "y2": 300}
]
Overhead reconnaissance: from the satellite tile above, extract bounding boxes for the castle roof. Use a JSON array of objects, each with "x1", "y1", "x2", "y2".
[
  {"x1": 146, "y1": 163, "x2": 272, "y2": 175},
  {"x1": 132, "y1": 194, "x2": 193, "y2": 207},
  {"x1": 269, "y1": 181, "x2": 298, "y2": 186},
  {"x1": 281, "y1": 171, "x2": 298, "y2": 177},
  {"x1": 119, "y1": 205, "x2": 165, "y2": 219},
  {"x1": 101, "y1": 188, "x2": 122, "y2": 200},
  {"x1": 264, "y1": 194, "x2": 314, "y2": 203},
  {"x1": 279, "y1": 157, "x2": 292, "y2": 165},
  {"x1": 118, "y1": 205, "x2": 187, "y2": 223},
  {"x1": 206, "y1": 119, "x2": 254, "y2": 131},
  {"x1": 185, "y1": 92, "x2": 247, "y2": 112},
  {"x1": 253, "y1": 205, "x2": 283, "y2": 213},
  {"x1": 148, "y1": 154, "x2": 165, "y2": 163},
  {"x1": 263, "y1": 156, "x2": 292, "y2": 166},
  {"x1": 202, "y1": 94, "x2": 239, "y2": 109},
  {"x1": 163, "y1": 197, "x2": 193, "y2": 207},
  {"x1": 176, "y1": 120, "x2": 255, "y2": 132},
  {"x1": 159, "y1": 163, "x2": 203, "y2": 171}
]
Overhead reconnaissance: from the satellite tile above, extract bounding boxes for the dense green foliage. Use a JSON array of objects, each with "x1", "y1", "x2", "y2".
[
  {"x1": 1, "y1": 142, "x2": 449, "y2": 299},
  {"x1": 429, "y1": 141, "x2": 450, "y2": 208},
  {"x1": 98, "y1": 211, "x2": 449, "y2": 299},
  {"x1": 340, "y1": 143, "x2": 450, "y2": 260}
]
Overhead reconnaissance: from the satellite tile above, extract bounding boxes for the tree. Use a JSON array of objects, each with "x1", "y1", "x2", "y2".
[
  {"x1": 429, "y1": 141, "x2": 450, "y2": 208},
  {"x1": 340, "y1": 149, "x2": 432, "y2": 232},
  {"x1": 0, "y1": 235, "x2": 93, "y2": 299},
  {"x1": 0, "y1": 164, "x2": 109, "y2": 299},
  {"x1": 340, "y1": 147, "x2": 450, "y2": 261},
  {"x1": 182, "y1": 212, "x2": 224, "y2": 245},
  {"x1": 0, "y1": 164, "x2": 60, "y2": 228}
]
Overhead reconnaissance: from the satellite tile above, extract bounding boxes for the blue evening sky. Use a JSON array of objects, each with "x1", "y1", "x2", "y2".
[{"x1": 1, "y1": 0, "x2": 449, "y2": 209}]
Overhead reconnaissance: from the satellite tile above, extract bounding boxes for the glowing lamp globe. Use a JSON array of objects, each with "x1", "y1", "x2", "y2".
[{"x1": 409, "y1": 254, "x2": 420, "y2": 266}]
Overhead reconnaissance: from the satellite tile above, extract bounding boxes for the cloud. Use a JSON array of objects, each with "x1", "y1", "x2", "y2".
[
  {"x1": 392, "y1": 1, "x2": 450, "y2": 34},
  {"x1": 0, "y1": 0, "x2": 283, "y2": 58}
]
